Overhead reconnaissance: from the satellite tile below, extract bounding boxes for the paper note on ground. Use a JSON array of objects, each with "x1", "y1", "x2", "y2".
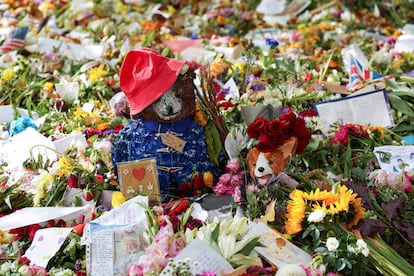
[
  {"x1": 314, "y1": 89, "x2": 394, "y2": 133},
  {"x1": 160, "y1": 238, "x2": 233, "y2": 275},
  {"x1": 24, "y1": 227, "x2": 73, "y2": 268}
]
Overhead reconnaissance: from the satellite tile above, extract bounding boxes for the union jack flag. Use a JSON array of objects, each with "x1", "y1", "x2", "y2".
[
  {"x1": 1, "y1": 27, "x2": 28, "y2": 53},
  {"x1": 348, "y1": 55, "x2": 394, "y2": 91}
]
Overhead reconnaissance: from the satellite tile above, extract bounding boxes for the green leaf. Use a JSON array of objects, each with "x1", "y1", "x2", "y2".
[
  {"x1": 236, "y1": 236, "x2": 263, "y2": 256},
  {"x1": 205, "y1": 120, "x2": 223, "y2": 166},
  {"x1": 211, "y1": 223, "x2": 220, "y2": 245},
  {"x1": 388, "y1": 94, "x2": 414, "y2": 117}
]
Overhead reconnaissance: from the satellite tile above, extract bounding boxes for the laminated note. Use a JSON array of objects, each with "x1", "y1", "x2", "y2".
[{"x1": 314, "y1": 89, "x2": 394, "y2": 133}]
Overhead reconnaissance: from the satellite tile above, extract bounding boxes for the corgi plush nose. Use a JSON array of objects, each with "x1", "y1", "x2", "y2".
[{"x1": 258, "y1": 167, "x2": 265, "y2": 173}]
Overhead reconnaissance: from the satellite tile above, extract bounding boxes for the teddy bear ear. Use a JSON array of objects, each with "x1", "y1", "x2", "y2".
[{"x1": 277, "y1": 137, "x2": 298, "y2": 161}]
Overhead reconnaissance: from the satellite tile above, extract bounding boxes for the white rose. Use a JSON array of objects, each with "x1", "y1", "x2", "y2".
[
  {"x1": 307, "y1": 209, "x2": 326, "y2": 223},
  {"x1": 275, "y1": 264, "x2": 307, "y2": 276},
  {"x1": 326, "y1": 237, "x2": 339, "y2": 251}
]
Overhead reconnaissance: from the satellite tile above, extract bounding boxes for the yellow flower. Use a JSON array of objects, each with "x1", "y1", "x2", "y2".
[
  {"x1": 89, "y1": 66, "x2": 107, "y2": 83},
  {"x1": 112, "y1": 191, "x2": 126, "y2": 208},
  {"x1": 194, "y1": 102, "x2": 207, "y2": 126},
  {"x1": 115, "y1": 2, "x2": 129, "y2": 16},
  {"x1": 74, "y1": 107, "x2": 88, "y2": 121},
  {"x1": 1, "y1": 68, "x2": 15, "y2": 82},
  {"x1": 203, "y1": 171, "x2": 214, "y2": 188},
  {"x1": 232, "y1": 61, "x2": 245, "y2": 74},
  {"x1": 210, "y1": 57, "x2": 229, "y2": 77},
  {"x1": 56, "y1": 157, "x2": 74, "y2": 177},
  {"x1": 43, "y1": 82, "x2": 54, "y2": 90},
  {"x1": 284, "y1": 185, "x2": 365, "y2": 235},
  {"x1": 285, "y1": 190, "x2": 307, "y2": 235}
]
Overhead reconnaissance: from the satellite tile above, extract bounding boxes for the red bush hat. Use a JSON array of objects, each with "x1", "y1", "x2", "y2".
[{"x1": 120, "y1": 48, "x2": 186, "y2": 115}]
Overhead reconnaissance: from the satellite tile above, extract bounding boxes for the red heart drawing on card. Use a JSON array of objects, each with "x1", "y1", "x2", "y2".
[{"x1": 132, "y1": 168, "x2": 146, "y2": 181}]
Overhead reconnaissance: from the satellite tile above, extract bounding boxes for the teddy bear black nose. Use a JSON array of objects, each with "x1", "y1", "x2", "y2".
[
  {"x1": 167, "y1": 105, "x2": 174, "y2": 114},
  {"x1": 258, "y1": 167, "x2": 264, "y2": 172}
]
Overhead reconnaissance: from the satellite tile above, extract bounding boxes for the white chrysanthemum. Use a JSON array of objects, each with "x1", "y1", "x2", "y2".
[
  {"x1": 326, "y1": 237, "x2": 340, "y2": 251},
  {"x1": 307, "y1": 209, "x2": 326, "y2": 223},
  {"x1": 275, "y1": 264, "x2": 307, "y2": 276}
]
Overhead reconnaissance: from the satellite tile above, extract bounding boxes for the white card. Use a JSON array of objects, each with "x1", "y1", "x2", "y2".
[
  {"x1": 374, "y1": 145, "x2": 414, "y2": 174},
  {"x1": 160, "y1": 238, "x2": 233, "y2": 275},
  {"x1": 24, "y1": 227, "x2": 73, "y2": 268},
  {"x1": 314, "y1": 89, "x2": 394, "y2": 133}
]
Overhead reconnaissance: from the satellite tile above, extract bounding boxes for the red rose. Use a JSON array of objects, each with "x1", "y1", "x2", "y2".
[
  {"x1": 67, "y1": 174, "x2": 79, "y2": 188},
  {"x1": 293, "y1": 118, "x2": 309, "y2": 137},
  {"x1": 256, "y1": 142, "x2": 274, "y2": 152},
  {"x1": 299, "y1": 109, "x2": 317, "y2": 118},
  {"x1": 296, "y1": 132, "x2": 311, "y2": 154},
  {"x1": 264, "y1": 119, "x2": 283, "y2": 136},
  {"x1": 247, "y1": 117, "x2": 268, "y2": 138}
]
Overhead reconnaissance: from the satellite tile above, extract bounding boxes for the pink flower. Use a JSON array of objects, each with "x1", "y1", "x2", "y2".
[
  {"x1": 386, "y1": 172, "x2": 401, "y2": 187},
  {"x1": 94, "y1": 173, "x2": 104, "y2": 183},
  {"x1": 233, "y1": 186, "x2": 242, "y2": 203},
  {"x1": 333, "y1": 125, "x2": 349, "y2": 145},
  {"x1": 404, "y1": 172, "x2": 413, "y2": 193},
  {"x1": 127, "y1": 263, "x2": 143, "y2": 276},
  {"x1": 246, "y1": 184, "x2": 259, "y2": 195},
  {"x1": 93, "y1": 138, "x2": 112, "y2": 153},
  {"x1": 225, "y1": 157, "x2": 240, "y2": 173}
]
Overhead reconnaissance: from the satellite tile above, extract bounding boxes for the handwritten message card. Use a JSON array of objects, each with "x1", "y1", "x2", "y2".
[{"x1": 314, "y1": 89, "x2": 394, "y2": 133}]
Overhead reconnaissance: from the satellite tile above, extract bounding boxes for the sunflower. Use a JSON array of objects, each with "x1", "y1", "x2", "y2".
[
  {"x1": 285, "y1": 190, "x2": 307, "y2": 235},
  {"x1": 284, "y1": 185, "x2": 365, "y2": 236}
]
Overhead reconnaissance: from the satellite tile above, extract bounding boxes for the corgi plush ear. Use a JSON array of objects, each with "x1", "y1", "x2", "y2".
[
  {"x1": 246, "y1": 147, "x2": 260, "y2": 178},
  {"x1": 277, "y1": 137, "x2": 298, "y2": 162}
]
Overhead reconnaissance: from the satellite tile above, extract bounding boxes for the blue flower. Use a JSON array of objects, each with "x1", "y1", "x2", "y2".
[
  {"x1": 265, "y1": 38, "x2": 279, "y2": 48},
  {"x1": 8, "y1": 116, "x2": 38, "y2": 136}
]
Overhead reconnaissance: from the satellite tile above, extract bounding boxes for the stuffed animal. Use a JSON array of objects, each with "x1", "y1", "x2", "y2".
[
  {"x1": 246, "y1": 136, "x2": 298, "y2": 188},
  {"x1": 111, "y1": 48, "x2": 218, "y2": 201}
]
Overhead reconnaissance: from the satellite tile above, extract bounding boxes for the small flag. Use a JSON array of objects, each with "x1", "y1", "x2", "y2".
[
  {"x1": 1, "y1": 27, "x2": 29, "y2": 53},
  {"x1": 348, "y1": 55, "x2": 394, "y2": 91}
]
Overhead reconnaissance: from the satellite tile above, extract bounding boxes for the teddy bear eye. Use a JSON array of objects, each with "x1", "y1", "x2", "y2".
[
  {"x1": 175, "y1": 91, "x2": 181, "y2": 98},
  {"x1": 268, "y1": 160, "x2": 273, "y2": 165}
]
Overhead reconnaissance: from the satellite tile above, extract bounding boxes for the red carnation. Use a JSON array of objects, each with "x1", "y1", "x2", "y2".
[{"x1": 247, "y1": 117, "x2": 268, "y2": 138}]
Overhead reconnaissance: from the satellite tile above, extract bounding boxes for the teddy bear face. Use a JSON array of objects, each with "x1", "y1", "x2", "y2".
[{"x1": 136, "y1": 68, "x2": 196, "y2": 122}]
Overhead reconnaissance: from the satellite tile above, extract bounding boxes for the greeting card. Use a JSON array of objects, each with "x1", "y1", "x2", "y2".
[{"x1": 117, "y1": 158, "x2": 160, "y2": 205}]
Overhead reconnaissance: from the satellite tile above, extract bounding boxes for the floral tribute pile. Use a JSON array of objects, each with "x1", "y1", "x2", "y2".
[{"x1": 0, "y1": 0, "x2": 414, "y2": 275}]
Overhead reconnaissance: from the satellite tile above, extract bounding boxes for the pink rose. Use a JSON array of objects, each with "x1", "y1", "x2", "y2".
[{"x1": 225, "y1": 157, "x2": 240, "y2": 173}]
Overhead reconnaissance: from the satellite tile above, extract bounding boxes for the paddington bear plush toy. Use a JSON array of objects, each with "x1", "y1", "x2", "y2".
[{"x1": 111, "y1": 48, "x2": 218, "y2": 201}]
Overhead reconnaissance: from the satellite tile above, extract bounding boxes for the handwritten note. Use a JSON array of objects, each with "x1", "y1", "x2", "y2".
[
  {"x1": 160, "y1": 238, "x2": 233, "y2": 275},
  {"x1": 245, "y1": 222, "x2": 312, "y2": 269},
  {"x1": 314, "y1": 89, "x2": 394, "y2": 133},
  {"x1": 90, "y1": 227, "x2": 114, "y2": 276},
  {"x1": 24, "y1": 227, "x2": 73, "y2": 268}
]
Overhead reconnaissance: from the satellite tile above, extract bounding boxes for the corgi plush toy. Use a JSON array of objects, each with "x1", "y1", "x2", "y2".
[{"x1": 246, "y1": 137, "x2": 298, "y2": 187}]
